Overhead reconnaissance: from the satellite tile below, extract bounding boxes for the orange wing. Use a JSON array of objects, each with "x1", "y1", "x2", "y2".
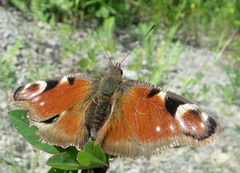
[
  {"x1": 95, "y1": 80, "x2": 220, "y2": 158},
  {"x1": 11, "y1": 74, "x2": 100, "y2": 149}
]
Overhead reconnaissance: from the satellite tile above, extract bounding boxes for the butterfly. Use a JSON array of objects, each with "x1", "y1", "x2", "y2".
[{"x1": 10, "y1": 57, "x2": 220, "y2": 159}]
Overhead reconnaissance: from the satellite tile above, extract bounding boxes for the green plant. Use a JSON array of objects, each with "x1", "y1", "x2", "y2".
[
  {"x1": 128, "y1": 23, "x2": 183, "y2": 85},
  {"x1": 56, "y1": 24, "x2": 97, "y2": 72},
  {"x1": 8, "y1": 0, "x2": 30, "y2": 17},
  {"x1": 150, "y1": 40, "x2": 183, "y2": 85},
  {"x1": 217, "y1": 58, "x2": 240, "y2": 106},
  {"x1": 8, "y1": 0, "x2": 240, "y2": 53},
  {"x1": 0, "y1": 39, "x2": 20, "y2": 91},
  {"x1": 96, "y1": 16, "x2": 117, "y2": 52},
  {"x1": 57, "y1": 17, "x2": 117, "y2": 73}
]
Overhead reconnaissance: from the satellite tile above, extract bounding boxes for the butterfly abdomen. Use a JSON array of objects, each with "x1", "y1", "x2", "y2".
[{"x1": 86, "y1": 97, "x2": 112, "y2": 139}]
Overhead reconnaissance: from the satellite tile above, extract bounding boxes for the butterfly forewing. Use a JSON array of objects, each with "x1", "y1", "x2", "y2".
[{"x1": 12, "y1": 74, "x2": 100, "y2": 148}]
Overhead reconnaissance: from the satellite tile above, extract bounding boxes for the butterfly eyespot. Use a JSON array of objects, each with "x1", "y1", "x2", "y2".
[{"x1": 165, "y1": 94, "x2": 187, "y2": 117}]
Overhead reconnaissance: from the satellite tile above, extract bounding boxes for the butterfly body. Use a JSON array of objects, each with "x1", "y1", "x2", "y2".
[{"x1": 11, "y1": 63, "x2": 220, "y2": 158}]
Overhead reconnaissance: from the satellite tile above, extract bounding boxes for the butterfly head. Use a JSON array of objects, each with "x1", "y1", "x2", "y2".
[{"x1": 98, "y1": 63, "x2": 123, "y2": 96}]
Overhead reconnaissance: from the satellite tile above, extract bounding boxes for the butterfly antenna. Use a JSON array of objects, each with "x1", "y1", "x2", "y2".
[
  {"x1": 120, "y1": 24, "x2": 156, "y2": 65},
  {"x1": 92, "y1": 25, "x2": 113, "y2": 66}
]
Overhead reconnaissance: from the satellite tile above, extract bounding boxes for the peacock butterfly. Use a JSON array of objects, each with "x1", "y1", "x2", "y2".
[
  {"x1": 11, "y1": 61, "x2": 220, "y2": 158},
  {"x1": 10, "y1": 26, "x2": 220, "y2": 158}
]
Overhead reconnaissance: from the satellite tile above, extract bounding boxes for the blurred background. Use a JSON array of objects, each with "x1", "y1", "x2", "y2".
[{"x1": 0, "y1": 0, "x2": 239, "y2": 172}]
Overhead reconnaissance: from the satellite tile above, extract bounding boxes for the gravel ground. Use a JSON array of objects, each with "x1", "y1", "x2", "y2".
[{"x1": 1, "y1": 6, "x2": 240, "y2": 173}]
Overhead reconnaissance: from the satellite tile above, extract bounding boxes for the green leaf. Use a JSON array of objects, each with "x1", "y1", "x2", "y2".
[
  {"x1": 8, "y1": 110, "x2": 65, "y2": 154},
  {"x1": 77, "y1": 141, "x2": 108, "y2": 169},
  {"x1": 79, "y1": 58, "x2": 90, "y2": 71},
  {"x1": 47, "y1": 150, "x2": 80, "y2": 170},
  {"x1": 102, "y1": 17, "x2": 115, "y2": 39},
  {"x1": 88, "y1": 50, "x2": 96, "y2": 63},
  {"x1": 96, "y1": 6, "x2": 110, "y2": 19}
]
